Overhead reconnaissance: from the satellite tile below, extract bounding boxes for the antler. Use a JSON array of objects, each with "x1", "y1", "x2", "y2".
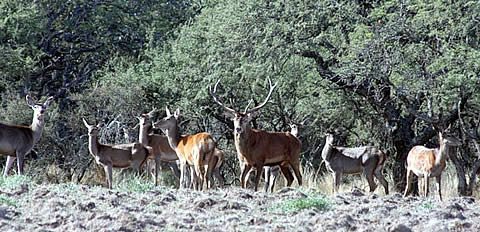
[
  {"x1": 210, "y1": 79, "x2": 238, "y2": 114},
  {"x1": 245, "y1": 76, "x2": 277, "y2": 114},
  {"x1": 210, "y1": 77, "x2": 277, "y2": 115},
  {"x1": 146, "y1": 107, "x2": 157, "y2": 118}
]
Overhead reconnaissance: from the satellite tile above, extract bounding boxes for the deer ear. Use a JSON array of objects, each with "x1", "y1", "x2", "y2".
[
  {"x1": 26, "y1": 95, "x2": 35, "y2": 107},
  {"x1": 165, "y1": 106, "x2": 171, "y2": 117},
  {"x1": 44, "y1": 96, "x2": 54, "y2": 108},
  {"x1": 174, "y1": 108, "x2": 180, "y2": 118},
  {"x1": 248, "y1": 111, "x2": 259, "y2": 119}
]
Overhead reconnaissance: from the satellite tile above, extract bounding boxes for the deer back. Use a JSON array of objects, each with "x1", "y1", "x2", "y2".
[
  {"x1": 406, "y1": 146, "x2": 437, "y2": 173},
  {"x1": 335, "y1": 146, "x2": 381, "y2": 164},
  {"x1": 177, "y1": 132, "x2": 215, "y2": 165},
  {"x1": 0, "y1": 124, "x2": 34, "y2": 155},
  {"x1": 237, "y1": 129, "x2": 301, "y2": 165}
]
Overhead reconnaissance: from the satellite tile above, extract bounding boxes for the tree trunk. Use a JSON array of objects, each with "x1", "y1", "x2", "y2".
[{"x1": 448, "y1": 147, "x2": 468, "y2": 196}]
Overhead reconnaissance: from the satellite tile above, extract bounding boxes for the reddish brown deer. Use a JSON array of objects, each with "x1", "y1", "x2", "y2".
[
  {"x1": 210, "y1": 78, "x2": 302, "y2": 191},
  {"x1": 1, "y1": 95, "x2": 54, "y2": 176},
  {"x1": 153, "y1": 107, "x2": 216, "y2": 190},
  {"x1": 403, "y1": 130, "x2": 461, "y2": 200}
]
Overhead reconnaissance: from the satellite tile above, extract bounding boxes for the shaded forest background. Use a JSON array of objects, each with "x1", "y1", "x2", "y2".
[{"x1": 1, "y1": 0, "x2": 480, "y2": 195}]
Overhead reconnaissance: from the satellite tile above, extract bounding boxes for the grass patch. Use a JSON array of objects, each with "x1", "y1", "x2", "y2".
[
  {"x1": 116, "y1": 174, "x2": 164, "y2": 193},
  {"x1": 271, "y1": 194, "x2": 330, "y2": 214},
  {"x1": 0, "y1": 175, "x2": 33, "y2": 190},
  {"x1": 418, "y1": 201, "x2": 434, "y2": 211},
  {"x1": 0, "y1": 194, "x2": 17, "y2": 207},
  {"x1": 52, "y1": 182, "x2": 81, "y2": 193}
]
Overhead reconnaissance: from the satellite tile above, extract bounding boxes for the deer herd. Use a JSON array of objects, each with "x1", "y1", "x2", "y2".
[{"x1": 0, "y1": 78, "x2": 470, "y2": 201}]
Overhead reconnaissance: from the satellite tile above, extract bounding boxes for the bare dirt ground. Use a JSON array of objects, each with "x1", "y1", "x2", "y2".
[{"x1": 1, "y1": 183, "x2": 479, "y2": 232}]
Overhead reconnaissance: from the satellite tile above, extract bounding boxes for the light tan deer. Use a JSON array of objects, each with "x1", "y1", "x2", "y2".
[
  {"x1": 153, "y1": 107, "x2": 216, "y2": 190},
  {"x1": 403, "y1": 130, "x2": 461, "y2": 200},
  {"x1": 83, "y1": 118, "x2": 151, "y2": 189},
  {"x1": 136, "y1": 110, "x2": 180, "y2": 186},
  {"x1": 1, "y1": 95, "x2": 54, "y2": 176},
  {"x1": 211, "y1": 78, "x2": 302, "y2": 191},
  {"x1": 322, "y1": 133, "x2": 389, "y2": 194}
]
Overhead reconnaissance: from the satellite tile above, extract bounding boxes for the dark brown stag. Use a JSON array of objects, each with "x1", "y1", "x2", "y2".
[{"x1": 210, "y1": 78, "x2": 302, "y2": 191}]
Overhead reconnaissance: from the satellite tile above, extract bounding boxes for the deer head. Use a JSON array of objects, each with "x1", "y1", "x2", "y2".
[
  {"x1": 210, "y1": 77, "x2": 277, "y2": 135},
  {"x1": 27, "y1": 95, "x2": 54, "y2": 122}
]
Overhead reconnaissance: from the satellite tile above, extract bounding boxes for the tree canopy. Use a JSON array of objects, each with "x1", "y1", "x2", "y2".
[{"x1": 1, "y1": 0, "x2": 479, "y2": 193}]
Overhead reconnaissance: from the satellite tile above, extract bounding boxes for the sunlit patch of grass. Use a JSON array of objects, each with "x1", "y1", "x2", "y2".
[
  {"x1": 0, "y1": 194, "x2": 17, "y2": 207},
  {"x1": 116, "y1": 174, "x2": 166, "y2": 193},
  {"x1": 418, "y1": 201, "x2": 434, "y2": 211},
  {"x1": 52, "y1": 182, "x2": 81, "y2": 193},
  {"x1": 270, "y1": 193, "x2": 330, "y2": 214},
  {"x1": 0, "y1": 175, "x2": 33, "y2": 190}
]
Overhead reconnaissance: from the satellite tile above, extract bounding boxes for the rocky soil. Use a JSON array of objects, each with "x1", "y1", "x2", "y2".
[{"x1": 1, "y1": 183, "x2": 479, "y2": 232}]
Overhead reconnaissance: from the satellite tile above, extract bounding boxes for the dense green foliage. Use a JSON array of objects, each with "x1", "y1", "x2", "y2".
[{"x1": 1, "y1": 0, "x2": 479, "y2": 194}]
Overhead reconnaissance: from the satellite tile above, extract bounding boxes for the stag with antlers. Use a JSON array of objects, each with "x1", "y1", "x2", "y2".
[{"x1": 210, "y1": 77, "x2": 302, "y2": 191}]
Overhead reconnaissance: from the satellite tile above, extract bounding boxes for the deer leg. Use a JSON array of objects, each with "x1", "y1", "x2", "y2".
[
  {"x1": 374, "y1": 168, "x2": 389, "y2": 195},
  {"x1": 169, "y1": 161, "x2": 181, "y2": 180},
  {"x1": 364, "y1": 168, "x2": 377, "y2": 193},
  {"x1": 240, "y1": 165, "x2": 252, "y2": 189},
  {"x1": 417, "y1": 178, "x2": 423, "y2": 196},
  {"x1": 214, "y1": 167, "x2": 224, "y2": 188},
  {"x1": 403, "y1": 169, "x2": 413, "y2": 197},
  {"x1": 264, "y1": 167, "x2": 271, "y2": 192},
  {"x1": 290, "y1": 161, "x2": 303, "y2": 186},
  {"x1": 436, "y1": 176, "x2": 442, "y2": 201},
  {"x1": 333, "y1": 171, "x2": 342, "y2": 193},
  {"x1": 153, "y1": 156, "x2": 160, "y2": 186},
  {"x1": 280, "y1": 165, "x2": 294, "y2": 187},
  {"x1": 4, "y1": 156, "x2": 15, "y2": 176},
  {"x1": 179, "y1": 160, "x2": 187, "y2": 188},
  {"x1": 423, "y1": 175, "x2": 430, "y2": 198},
  {"x1": 104, "y1": 164, "x2": 113, "y2": 189},
  {"x1": 270, "y1": 169, "x2": 279, "y2": 192},
  {"x1": 254, "y1": 164, "x2": 264, "y2": 191},
  {"x1": 16, "y1": 152, "x2": 25, "y2": 175}
]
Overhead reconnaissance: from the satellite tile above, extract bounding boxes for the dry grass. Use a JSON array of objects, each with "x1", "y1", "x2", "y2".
[{"x1": 269, "y1": 163, "x2": 480, "y2": 199}]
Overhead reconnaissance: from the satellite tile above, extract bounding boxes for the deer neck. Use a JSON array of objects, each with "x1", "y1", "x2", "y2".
[
  {"x1": 139, "y1": 123, "x2": 150, "y2": 145},
  {"x1": 30, "y1": 116, "x2": 46, "y2": 144},
  {"x1": 321, "y1": 141, "x2": 334, "y2": 161},
  {"x1": 436, "y1": 141, "x2": 449, "y2": 165},
  {"x1": 234, "y1": 125, "x2": 251, "y2": 157},
  {"x1": 87, "y1": 134, "x2": 100, "y2": 157},
  {"x1": 164, "y1": 123, "x2": 181, "y2": 152}
]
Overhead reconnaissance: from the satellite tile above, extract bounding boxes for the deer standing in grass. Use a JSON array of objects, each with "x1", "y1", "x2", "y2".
[
  {"x1": 83, "y1": 118, "x2": 151, "y2": 189},
  {"x1": 403, "y1": 130, "x2": 461, "y2": 200},
  {"x1": 153, "y1": 107, "x2": 216, "y2": 190},
  {"x1": 262, "y1": 122, "x2": 302, "y2": 192},
  {"x1": 211, "y1": 78, "x2": 302, "y2": 191},
  {"x1": 322, "y1": 133, "x2": 389, "y2": 194},
  {"x1": 136, "y1": 110, "x2": 180, "y2": 186},
  {"x1": 1, "y1": 95, "x2": 54, "y2": 176}
]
